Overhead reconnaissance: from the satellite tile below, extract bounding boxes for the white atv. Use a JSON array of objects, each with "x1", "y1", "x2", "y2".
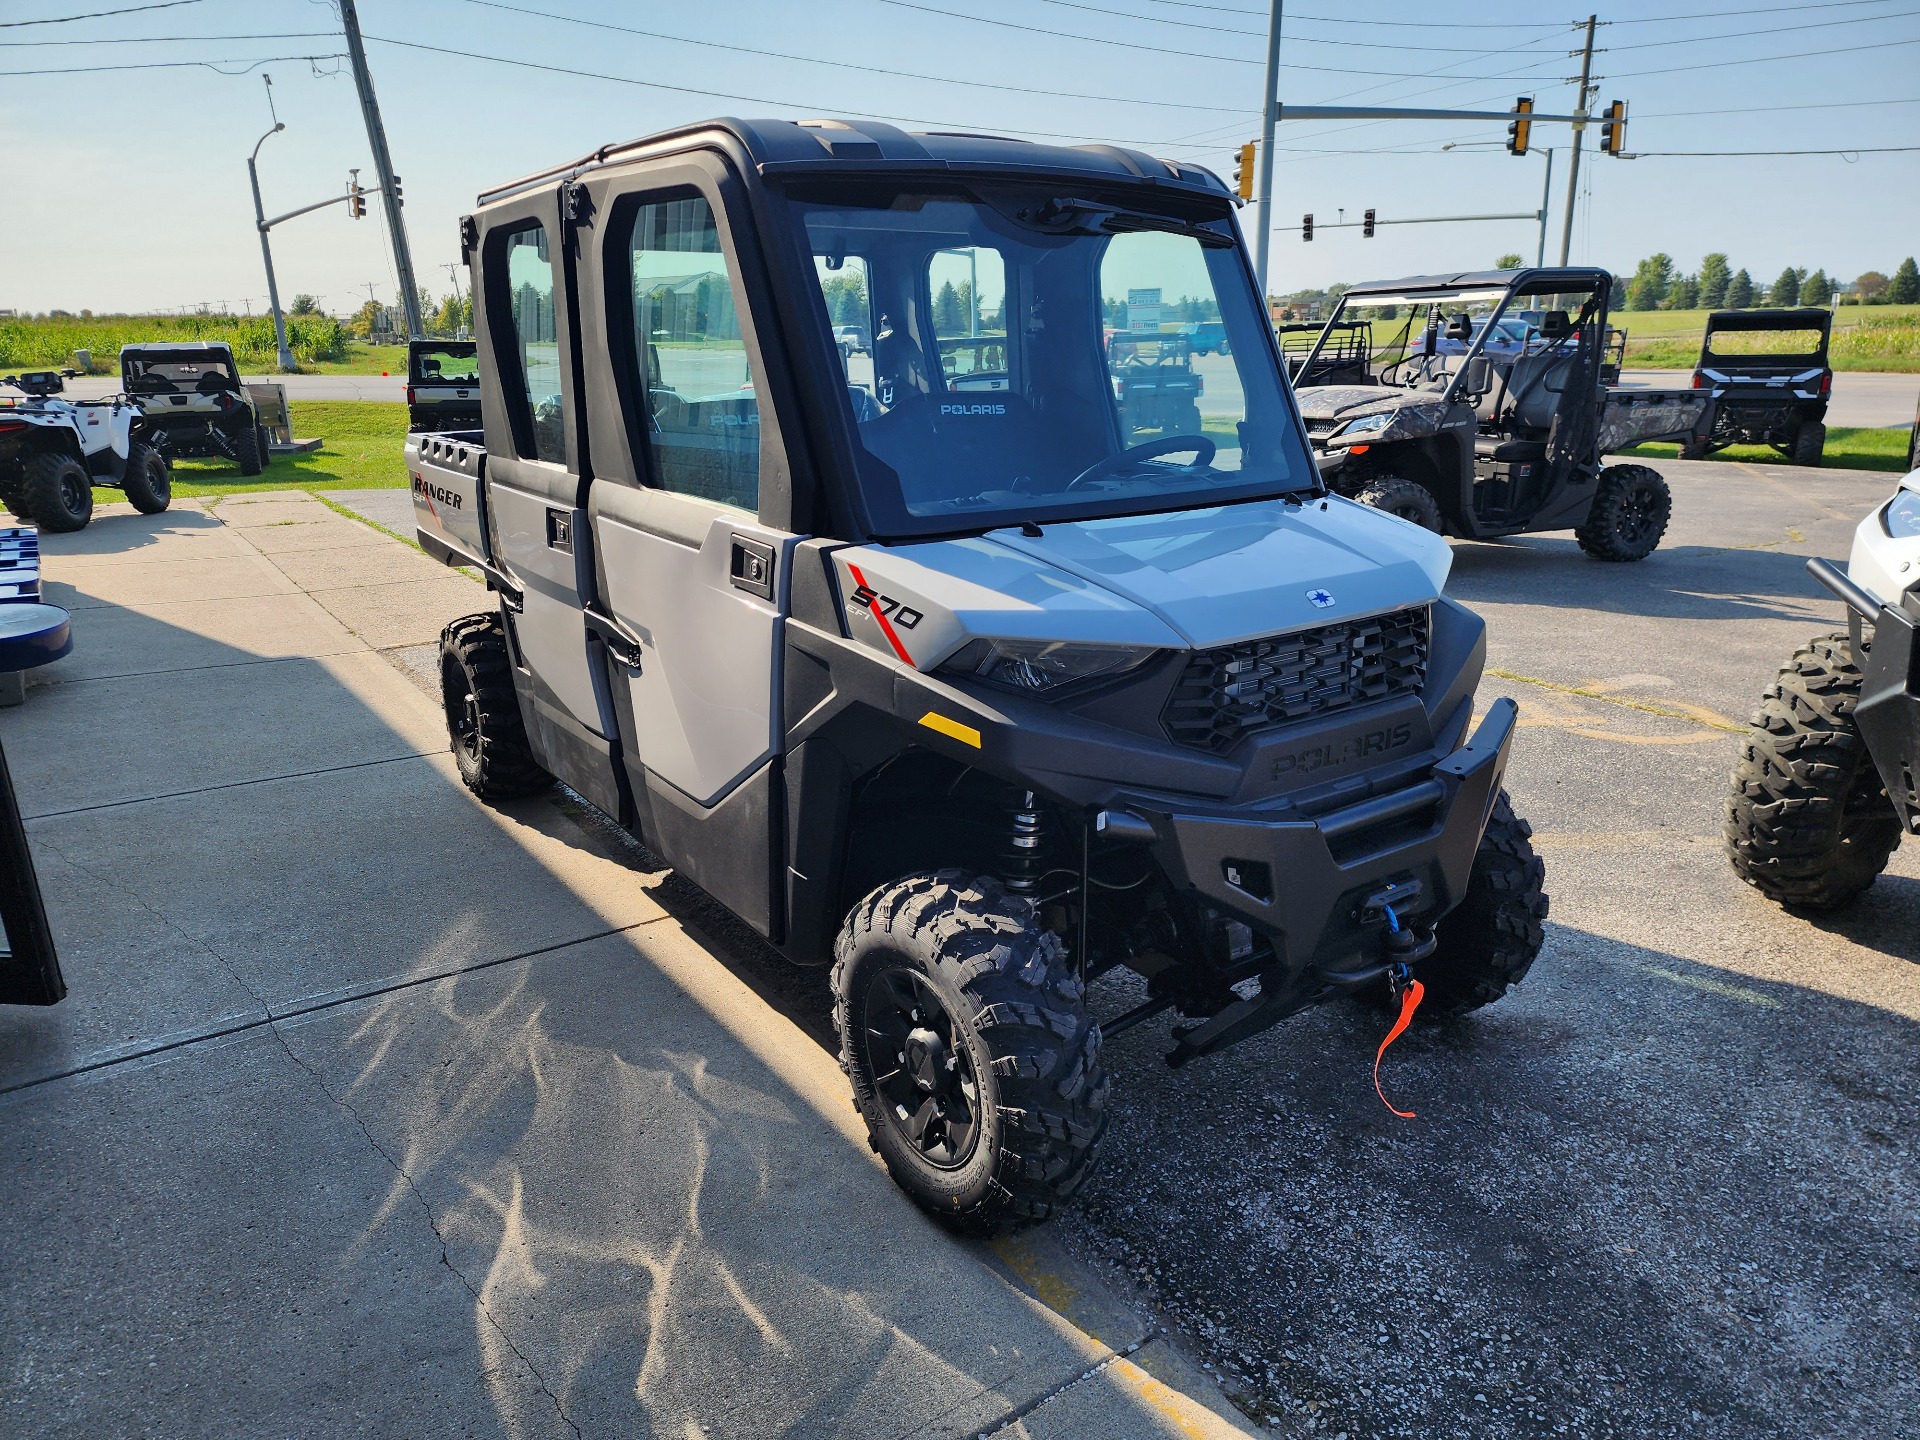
[{"x1": 0, "y1": 369, "x2": 171, "y2": 532}]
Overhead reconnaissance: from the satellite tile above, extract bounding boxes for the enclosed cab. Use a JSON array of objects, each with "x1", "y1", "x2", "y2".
[
  {"x1": 1685, "y1": 307, "x2": 1834, "y2": 466},
  {"x1": 412, "y1": 118, "x2": 1547, "y2": 1228},
  {"x1": 406, "y1": 339, "x2": 481, "y2": 433}
]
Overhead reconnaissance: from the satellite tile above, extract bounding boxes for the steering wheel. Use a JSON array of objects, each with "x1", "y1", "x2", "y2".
[{"x1": 1067, "y1": 433, "x2": 1216, "y2": 490}]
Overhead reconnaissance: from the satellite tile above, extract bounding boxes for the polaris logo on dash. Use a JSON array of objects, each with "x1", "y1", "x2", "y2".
[
  {"x1": 940, "y1": 403, "x2": 1006, "y2": 417},
  {"x1": 1306, "y1": 588, "x2": 1336, "y2": 609}
]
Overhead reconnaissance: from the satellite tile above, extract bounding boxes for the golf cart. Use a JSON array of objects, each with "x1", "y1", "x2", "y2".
[
  {"x1": 1726, "y1": 472, "x2": 1920, "y2": 907},
  {"x1": 1683, "y1": 307, "x2": 1833, "y2": 466},
  {"x1": 407, "y1": 339, "x2": 482, "y2": 433},
  {"x1": 1293, "y1": 267, "x2": 1710, "y2": 560},
  {"x1": 120, "y1": 342, "x2": 269, "y2": 475},
  {"x1": 0, "y1": 369, "x2": 170, "y2": 531},
  {"x1": 411, "y1": 118, "x2": 1546, "y2": 1230},
  {"x1": 1105, "y1": 331, "x2": 1203, "y2": 437}
]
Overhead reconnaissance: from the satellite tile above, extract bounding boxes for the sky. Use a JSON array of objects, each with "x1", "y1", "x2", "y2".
[{"x1": 2, "y1": 0, "x2": 1916, "y2": 316}]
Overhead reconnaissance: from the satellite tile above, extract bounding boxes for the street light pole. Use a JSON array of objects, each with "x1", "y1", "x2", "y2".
[
  {"x1": 247, "y1": 122, "x2": 296, "y2": 373},
  {"x1": 1252, "y1": 0, "x2": 1284, "y2": 300}
]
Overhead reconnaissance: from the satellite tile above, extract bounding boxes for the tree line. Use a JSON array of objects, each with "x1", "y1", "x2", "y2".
[{"x1": 1618, "y1": 254, "x2": 1919, "y2": 312}]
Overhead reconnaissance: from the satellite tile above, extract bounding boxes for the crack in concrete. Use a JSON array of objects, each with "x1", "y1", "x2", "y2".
[
  {"x1": 33, "y1": 839, "x2": 583, "y2": 1438},
  {"x1": 969, "y1": 1340, "x2": 1144, "y2": 1438}
]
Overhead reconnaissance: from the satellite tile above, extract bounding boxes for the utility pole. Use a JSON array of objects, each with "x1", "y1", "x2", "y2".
[
  {"x1": 339, "y1": 0, "x2": 422, "y2": 338},
  {"x1": 1559, "y1": 15, "x2": 1597, "y2": 266},
  {"x1": 1252, "y1": 0, "x2": 1284, "y2": 300},
  {"x1": 247, "y1": 120, "x2": 296, "y2": 372}
]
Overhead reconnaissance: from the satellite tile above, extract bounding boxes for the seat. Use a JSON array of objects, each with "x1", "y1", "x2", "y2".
[
  {"x1": 1473, "y1": 435, "x2": 1548, "y2": 462},
  {"x1": 1501, "y1": 349, "x2": 1576, "y2": 431}
]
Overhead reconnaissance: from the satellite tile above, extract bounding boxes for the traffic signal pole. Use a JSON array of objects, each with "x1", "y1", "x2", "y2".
[
  {"x1": 247, "y1": 122, "x2": 296, "y2": 373},
  {"x1": 1559, "y1": 15, "x2": 1597, "y2": 266},
  {"x1": 339, "y1": 0, "x2": 423, "y2": 338},
  {"x1": 1251, "y1": 0, "x2": 1284, "y2": 299}
]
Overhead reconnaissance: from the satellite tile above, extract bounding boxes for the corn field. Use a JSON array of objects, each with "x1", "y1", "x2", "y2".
[{"x1": 0, "y1": 313, "x2": 347, "y2": 371}]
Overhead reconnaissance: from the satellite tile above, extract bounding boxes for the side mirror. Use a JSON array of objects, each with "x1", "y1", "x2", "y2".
[{"x1": 1466, "y1": 356, "x2": 1491, "y2": 395}]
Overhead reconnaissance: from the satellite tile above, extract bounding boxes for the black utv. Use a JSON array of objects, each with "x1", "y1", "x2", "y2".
[
  {"x1": 1293, "y1": 268, "x2": 1711, "y2": 560},
  {"x1": 120, "y1": 342, "x2": 270, "y2": 475},
  {"x1": 409, "y1": 117, "x2": 1548, "y2": 1231},
  {"x1": 407, "y1": 339, "x2": 482, "y2": 433},
  {"x1": 1104, "y1": 331, "x2": 1203, "y2": 437},
  {"x1": 1682, "y1": 307, "x2": 1834, "y2": 466}
]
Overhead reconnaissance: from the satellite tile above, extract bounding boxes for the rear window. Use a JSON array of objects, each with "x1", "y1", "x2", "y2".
[
  {"x1": 411, "y1": 347, "x2": 478, "y2": 384},
  {"x1": 1704, "y1": 327, "x2": 1827, "y2": 357},
  {"x1": 123, "y1": 355, "x2": 239, "y2": 394}
]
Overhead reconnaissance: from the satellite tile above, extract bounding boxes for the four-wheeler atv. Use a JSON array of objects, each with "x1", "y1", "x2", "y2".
[
  {"x1": 120, "y1": 342, "x2": 270, "y2": 475},
  {"x1": 1292, "y1": 268, "x2": 1710, "y2": 560},
  {"x1": 1682, "y1": 307, "x2": 1832, "y2": 466},
  {"x1": 407, "y1": 339, "x2": 482, "y2": 433},
  {"x1": 412, "y1": 118, "x2": 1550, "y2": 1230},
  {"x1": 0, "y1": 369, "x2": 171, "y2": 531},
  {"x1": 1726, "y1": 472, "x2": 1920, "y2": 908},
  {"x1": 1105, "y1": 331, "x2": 1204, "y2": 438}
]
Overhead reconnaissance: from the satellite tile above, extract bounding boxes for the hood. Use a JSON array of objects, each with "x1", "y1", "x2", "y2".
[
  {"x1": 832, "y1": 496, "x2": 1453, "y2": 667},
  {"x1": 1294, "y1": 385, "x2": 1433, "y2": 423}
]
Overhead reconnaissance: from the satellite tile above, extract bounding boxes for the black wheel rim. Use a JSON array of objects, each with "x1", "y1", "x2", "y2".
[
  {"x1": 861, "y1": 966, "x2": 982, "y2": 1170},
  {"x1": 442, "y1": 655, "x2": 481, "y2": 763},
  {"x1": 1617, "y1": 482, "x2": 1660, "y2": 543},
  {"x1": 1390, "y1": 501, "x2": 1427, "y2": 524},
  {"x1": 60, "y1": 471, "x2": 88, "y2": 518}
]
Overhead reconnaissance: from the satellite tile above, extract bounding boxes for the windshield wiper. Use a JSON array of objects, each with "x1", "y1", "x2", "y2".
[{"x1": 1029, "y1": 197, "x2": 1235, "y2": 248}]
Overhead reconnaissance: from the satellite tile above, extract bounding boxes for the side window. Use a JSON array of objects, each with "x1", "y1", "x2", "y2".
[
  {"x1": 926, "y1": 246, "x2": 1009, "y2": 392},
  {"x1": 501, "y1": 225, "x2": 565, "y2": 463},
  {"x1": 622, "y1": 195, "x2": 758, "y2": 512}
]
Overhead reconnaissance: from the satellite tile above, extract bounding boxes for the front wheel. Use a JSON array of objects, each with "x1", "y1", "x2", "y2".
[
  {"x1": 1354, "y1": 474, "x2": 1444, "y2": 534},
  {"x1": 1400, "y1": 793, "x2": 1548, "y2": 1020},
  {"x1": 833, "y1": 872, "x2": 1108, "y2": 1231},
  {"x1": 1725, "y1": 633, "x2": 1902, "y2": 910},
  {"x1": 120, "y1": 442, "x2": 172, "y2": 514},
  {"x1": 1576, "y1": 463, "x2": 1671, "y2": 562},
  {"x1": 21, "y1": 450, "x2": 93, "y2": 532},
  {"x1": 1790, "y1": 422, "x2": 1825, "y2": 468}
]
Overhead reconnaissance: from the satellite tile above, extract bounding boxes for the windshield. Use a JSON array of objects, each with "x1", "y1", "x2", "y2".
[
  {"x1": 123, "y1": 352, "x2": 239, "y2": 395},
  {"x1": 410, "y1": 345, "x2": 479, "y2": 383},
  {"x1": 796, "y1": 188, "x2": 1312, "y2": 536}
]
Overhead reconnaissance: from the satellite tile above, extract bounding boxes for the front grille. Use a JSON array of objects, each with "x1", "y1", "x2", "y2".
[
  {"x1": 1161, "y1": 607, "x2": 1430, "y2": 754},
  {"x1": 1305, "y1": 417, "x2": 1343, "y2": 436}
]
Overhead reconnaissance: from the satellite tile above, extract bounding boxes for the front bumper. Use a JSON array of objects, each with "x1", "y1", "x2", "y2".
[
  {"x1": 1127, "y1": 697, "x2": 1518, "y2": 970},
  {"x1": 1809, "y1": 558, "x2": 1920, "y2": 833}
]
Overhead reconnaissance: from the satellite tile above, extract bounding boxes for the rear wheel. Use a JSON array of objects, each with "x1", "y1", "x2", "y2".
[
  {"x1": 439, "y1": 612, "x2": 548, "y2": 800},
  {"x1": 1400, "y1": 793, "x2": 1548, "y2": 1020},
  {"x1": 231, "y1": 422, "x2": 264, "y2": 477},
  {"x1": 256, "y1": 425, "x2": 273, "y2": 467},
  {"x1": 1678, "y1": 436, "x2": 1712, "y2": 461},
  {"x1": 1354, "y1": 474, "x2": 1443, "y2": 533},
  {"x1": 834, "y1": 871, "x2": 1108, "y2": 1231},
  {"x1": 21, "y1": 450, "x2": 93, "y2": 532},
  {"x1": 1790, "y1": 422, "x2": 1825, "y2": 468},
  {"x1": 1725, "y1": 633, "x2": 1902, "y2": 910},
  {"x1": 1576, "y1": 463, "x2": 1670, "y2": 562},
  {"x1": 120, "y1": 442, "x2": 172, "y2": 514}
]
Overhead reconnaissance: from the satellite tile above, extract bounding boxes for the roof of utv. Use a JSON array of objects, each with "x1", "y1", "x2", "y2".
[
  {"x1": 120, "y1": 341, "x2": 238, "y2": 358},
  {"x1": 1703, "y1": 307, "x2": 1834, "y2": 333},
  {"x1": 1343, "y1": 267, "x2": 1612, "y2": 299},
  {"x1": 476, "y1": 117, "x2": 1233, "y2": 208}
]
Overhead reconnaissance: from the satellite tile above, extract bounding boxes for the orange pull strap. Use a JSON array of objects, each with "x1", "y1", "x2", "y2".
[{"x1": 1373, "y1": 979, "x2": 1425, "y2": 1119}]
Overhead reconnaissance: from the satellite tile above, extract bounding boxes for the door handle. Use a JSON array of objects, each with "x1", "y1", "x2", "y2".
[{"x1": 729, "y1": 537, "x2": 775, "y2": 599}]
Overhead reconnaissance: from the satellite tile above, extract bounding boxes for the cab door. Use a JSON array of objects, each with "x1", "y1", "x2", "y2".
[
  {"x1": 471, "y1": 192, "x2": 623, "y2": 818},
  {"x1": 573, "y1": 160, "x2": 812, "y2": 935}
]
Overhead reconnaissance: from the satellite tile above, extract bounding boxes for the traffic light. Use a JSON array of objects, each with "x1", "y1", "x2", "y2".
[
  {"x1": 348, "y1": 185, "x2": 366, "y2": 219},
  {"x1": 1362, "y1": 208, "x2": 1376, "y2": 239},
  {"x1": 1599, "y1": 100, "x2": 1627, "y2": 156},
  {"x1": 1302, "y1": 213, "x2": 1313, "y2": 242},
  {"x1": 1234, "y1": 140, "x2": 1257, "y2": 202},
  {"x1": 1507, "y1": 96, "x2": 1534, "y2": 157},
  {"x1": 391, "y1": 175, "x2": 404, "y2": 207}
]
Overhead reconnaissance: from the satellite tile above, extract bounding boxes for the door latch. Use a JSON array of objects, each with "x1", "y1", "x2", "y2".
[
  {"x1": 729, "y1": 537, "x2": 775, "y2": 599},
  {"x1": 546, "y1": 508, "x2": 572, "y2": 554},
  {"x1": 584, "y1": 606, "x2": 642, "y2": 671}
]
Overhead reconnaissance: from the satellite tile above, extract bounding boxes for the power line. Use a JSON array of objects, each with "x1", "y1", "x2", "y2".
[
  {"x1": 1639, "y1": 95, "x2": 1920, "y2": 119},
  {"x1": 0, "y1": 0, "x2": 206, "y2": 26},
  {"x1": 873, "y1": 0, "x2": 1258, "y2": 64},
  {"x1": 0, "y1": 31, "x2": 338, "y2": 46},
  {"x1": 1030, "y1": 0, "x2": 1567, "y2": 50},
  {"x1": 1601, "y1": 5, "x2": 1920, "y2": 52},
  {"x1": 1613, "y1": 31, "x2": 1920, "y2": 76},
  {"x1": 1133, "y1": 0, "x2": 1581, "y2": 27},
  {"x1": 1607, "y1": 0, "x2": 1908, "y2": 23},
  {"x1": 0, "y1": 51, "x2": 345, "y2": 75},
  {"x1": 447, "y1": 0, "x2": 1249, "y2": 115},
  {"x1": 1630, "y1": 145, "x2": 1920, "y2": 157}
]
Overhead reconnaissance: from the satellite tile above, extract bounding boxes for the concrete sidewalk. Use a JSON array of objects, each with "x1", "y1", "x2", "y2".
[{"x1": 0, "y1": 493, "x2": 1256, "y2": 1439}]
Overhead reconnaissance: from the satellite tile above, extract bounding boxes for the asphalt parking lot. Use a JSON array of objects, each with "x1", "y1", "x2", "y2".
[{"x1": 3, "y1": 457, "x2": 1915, "y2": 1438}]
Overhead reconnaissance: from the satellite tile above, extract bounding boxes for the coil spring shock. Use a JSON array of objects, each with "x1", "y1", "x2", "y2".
[{"x1": 1002, "y1": 790, "x2": 1048, "y2": 896}]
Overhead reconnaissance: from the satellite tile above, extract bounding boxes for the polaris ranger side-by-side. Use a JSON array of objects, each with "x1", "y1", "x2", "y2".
[
  {"x1": 1682, "y1": 307, "x2": 1834, "y2": 466},
  {"x1": 1293, "y1": 269, "x2": 1710, "y2": 559},
  {"x1": 0, "y1": 369, "x2": 171, "y2": 531},
  {"x1": 412, "y1": 119, "x2": 1547, "y2": 1228},
  {"x1": 120, "y1": 342, "x2": 270, "y2": 476},
  {"x1": 1726, "y1": 471, "x2": 1920, "y2": 908}
]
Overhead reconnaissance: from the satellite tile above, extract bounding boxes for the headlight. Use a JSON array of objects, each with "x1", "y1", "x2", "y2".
[
  {"x1": 1886, "y1": 488, "x2": 1920, "y2": 539},
  {"x1": 1339, "y1": 412, "x2": 1392, "y2": 439},
  {"x1": 940, "y1": 638, "x2": 1159, "y2": 694}
]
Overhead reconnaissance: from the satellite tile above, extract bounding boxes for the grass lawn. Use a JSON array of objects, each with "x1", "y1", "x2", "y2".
[
  {"x1": 297, "y1": 343, "x2": 411, "y2": 376},
  {"x1": 1616, "y1": 425, "x2": 1913, "y2": 473},
  {"x1": 91, "y1": 400, "x2": 410, "y2": 504}
]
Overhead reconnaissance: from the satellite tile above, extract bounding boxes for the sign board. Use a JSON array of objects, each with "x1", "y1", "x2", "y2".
[{"x1": 1126, "y1": 287, "x2": 1162, "y2": 334}]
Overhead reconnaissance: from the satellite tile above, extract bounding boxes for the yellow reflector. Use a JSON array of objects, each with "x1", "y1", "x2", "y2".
[{"x1": 918, "y1": 712, "x2": 981, "y2": 748}]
